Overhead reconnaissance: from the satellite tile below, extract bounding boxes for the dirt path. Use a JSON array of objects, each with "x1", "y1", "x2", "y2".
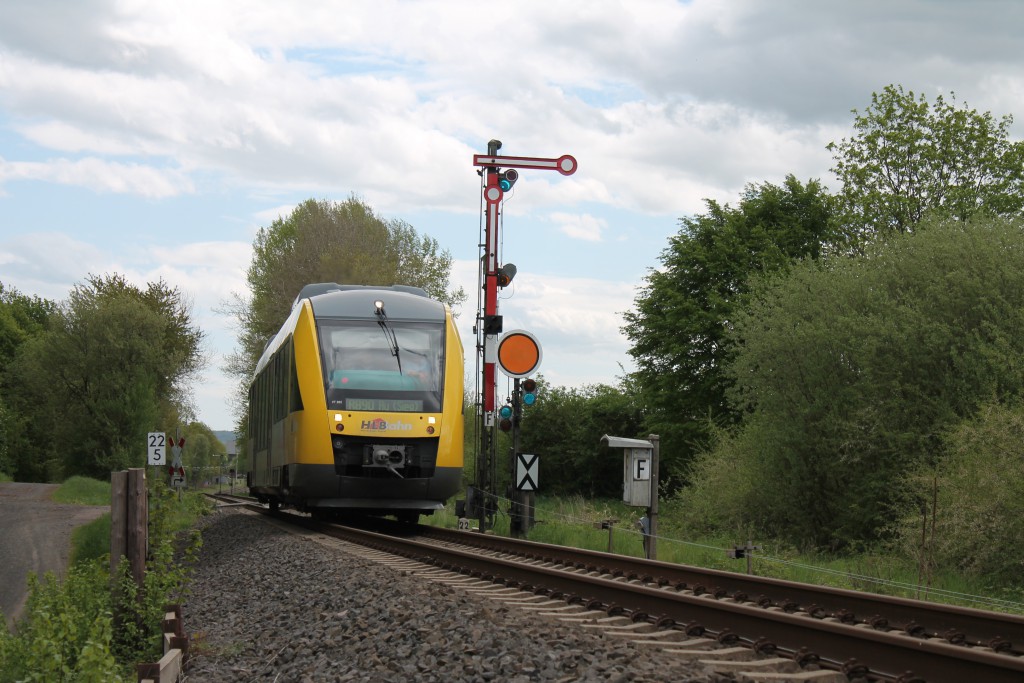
[{"x1": 0, "y1": 482, "x2": 108, "y2": 630}]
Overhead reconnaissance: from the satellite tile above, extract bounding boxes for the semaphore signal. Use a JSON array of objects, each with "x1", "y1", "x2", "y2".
[{"x1": 469, "y1": 140, "x2": 575, "y2": 532}]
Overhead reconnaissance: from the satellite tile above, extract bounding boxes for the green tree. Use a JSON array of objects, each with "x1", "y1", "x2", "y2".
[
  {"x1": 828, "y1": 85, "x2": 1024, "y2": 238},
  {"x1": 5, "y1": 276, "x2": 204, "y2": 480},
  {"x1": 69, "y1": 274, "x2": 205, "y2": 414},
  {"x1": 622, "y1": 176, "x2": 840, "y2": 483},
  {"x1": 684, "y1": 216, "x2": 1024, "y2": 549},
  {"x1": 0, "y1": 283, "x2": 56, "y2": 477},
  {"x1": 225, "y1": 196, "x2": 466, "y2": 428},
  {"x1": 0, "y1": 282, "x2": 55, "y2": 369},
  {"x1": 518, "y1": 379, "x2": 644, "y2": 497},
  {"x1": 179, "y1": 422, "x2": 227, "y2": 484}
]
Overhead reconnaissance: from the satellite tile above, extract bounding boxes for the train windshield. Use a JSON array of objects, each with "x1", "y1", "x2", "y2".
[{"x1": 319, "y1": 320, "x2": 446, "y2": 413}]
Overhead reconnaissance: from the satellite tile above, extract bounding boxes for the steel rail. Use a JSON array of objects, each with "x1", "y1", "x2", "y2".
[
  {"x1": 414, "y1": 525, "x2": 1024, "y2": 653},
  {"x1": 220, "y1": 501, "x2": 1024, "y2": 682},
  {"x1": 262, "y1": 513, "x2": 1024, "y2": 683}
]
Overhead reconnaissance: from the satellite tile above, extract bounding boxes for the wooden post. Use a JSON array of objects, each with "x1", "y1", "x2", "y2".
[
  {"x1": 127, "y1": 468, "x2": 147, "y2": 592},
  {"x1": 110, "y1": 470, "x2": 128, "y2": 578}
]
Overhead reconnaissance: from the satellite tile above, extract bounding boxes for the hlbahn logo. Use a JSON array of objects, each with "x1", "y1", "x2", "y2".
[{"x1": 361, "y1": 418, "x2": 412, "y2": 431}]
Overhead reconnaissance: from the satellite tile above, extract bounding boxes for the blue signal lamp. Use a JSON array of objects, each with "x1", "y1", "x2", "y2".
[
  {"x1": 521, "y1": 377, "x2": 537, "y2": 406},
  {"x1": 498, "y1": 169, "x2": 519, "y2": 192},
  {"x1": 499, "y1": 404, "x2": 513, "y2": 419}
]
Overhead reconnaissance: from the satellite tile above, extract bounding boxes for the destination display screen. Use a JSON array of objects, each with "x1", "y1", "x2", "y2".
[{"x1": 345, "y1": 398, "x2": 424, "y2": 412}]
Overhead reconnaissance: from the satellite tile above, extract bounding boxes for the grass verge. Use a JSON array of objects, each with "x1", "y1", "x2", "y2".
[{"x1": 53, "y1": 475, "x2": 111, "y2": 505}]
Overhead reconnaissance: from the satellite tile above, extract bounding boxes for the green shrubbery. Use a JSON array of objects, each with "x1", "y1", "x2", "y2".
[
  {"x1": 892, "y1": 401, "x2": 1024, "y2": 599},
  {"x1": 0, "y1": 478, "x2": 207, "y2": 681},
  {"x1": 0, "y1": 563, "x2": 123, "y2": 682}
]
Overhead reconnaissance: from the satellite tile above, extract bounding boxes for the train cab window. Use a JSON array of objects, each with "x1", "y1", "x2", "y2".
[{"x1": 319, "y1": 321, "x2": 445, "y2": 413}]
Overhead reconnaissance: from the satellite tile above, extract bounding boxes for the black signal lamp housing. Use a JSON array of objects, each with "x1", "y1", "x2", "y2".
[{"x1": 497, "y1": 263, "x2": 517, "y2": 288}]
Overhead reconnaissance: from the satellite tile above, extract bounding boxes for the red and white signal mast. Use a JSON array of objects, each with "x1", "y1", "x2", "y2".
[{"x1": 470, "y1": 140, "x2": 577, "y2": 529}]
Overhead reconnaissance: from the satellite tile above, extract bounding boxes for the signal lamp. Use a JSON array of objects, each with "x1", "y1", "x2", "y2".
[
  {"x1": 499, "y1": 404, "x2": 513, "y2": 419},
  {"x1": 522, "y1": 378, "x2": 537, "y2": 406},
  {"x1": 498, "y1": 169, "x2": 519, "y2": 192},
  {"x1": 484, "y1": 315, "x2": 503, "y2": 335},
  {"x1": 497, "y1": 263, "x2": 517, "y2": 288},
  {"x1": 499, "y1": 418, "x2": 513, "y2": 432}
]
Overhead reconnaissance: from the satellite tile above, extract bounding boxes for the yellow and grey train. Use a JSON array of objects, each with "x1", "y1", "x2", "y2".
[{"x1": 247, "y1": 282, "x2": 464, "y2": 522}]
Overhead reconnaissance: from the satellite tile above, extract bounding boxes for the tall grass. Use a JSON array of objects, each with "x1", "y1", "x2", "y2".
[
  {"x1": 70, "y1": 514, "x2": 112, "y2": 565},
  {"x1": 53, "y1": 476, "x2": 111, "y2": 505}
]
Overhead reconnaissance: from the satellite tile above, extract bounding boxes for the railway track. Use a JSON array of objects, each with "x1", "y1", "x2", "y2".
[{"x1": 206, "y1": 494, "x2": 1024, "y2": 682}]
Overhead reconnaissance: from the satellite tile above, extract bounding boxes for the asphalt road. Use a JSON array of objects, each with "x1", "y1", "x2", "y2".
[{"x1": 0, "y1": 482, "x2": 108, "y2": 630}]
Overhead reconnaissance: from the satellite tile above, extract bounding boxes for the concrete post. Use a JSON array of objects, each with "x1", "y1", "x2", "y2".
[{"x1": 648, "y1": 434, "x2": 659, "y2": 561}]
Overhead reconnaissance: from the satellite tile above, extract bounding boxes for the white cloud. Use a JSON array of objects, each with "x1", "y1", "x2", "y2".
[
  {"x1": 251, "y1": 203, "x2": 298, "y2": 226},
  {"x1": 3, "y1": 0, "x2": 1024, "y2": 427},
  {"x1": 0, "y1": 232, "x2": 116, "y2": 299},
  {"x1": 3, "y1": 0, "x2": 1019, "y2": 216},
  {"x1": 19, "y1": 121, "x2": 140, "y2": 155},
  {"x1": 550, "y1": 212, "x2": 607, "y2": 242},
  {"x1": 0, "y1": 156, "x2": 194, "y2": 197}
]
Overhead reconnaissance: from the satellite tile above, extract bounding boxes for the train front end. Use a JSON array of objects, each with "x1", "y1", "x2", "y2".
[{"x1": 291, "y1": 286, "x2": 464, "y2": 519}]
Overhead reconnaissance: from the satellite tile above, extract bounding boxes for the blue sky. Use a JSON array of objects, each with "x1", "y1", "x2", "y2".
[{"x1": 2, "y1": 0, "x2": 1023, "y2": 430}]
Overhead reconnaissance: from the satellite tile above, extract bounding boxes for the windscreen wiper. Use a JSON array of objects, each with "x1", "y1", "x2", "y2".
[{"x1": 374, "y1": 299, "x2": 403, "y2": 374}]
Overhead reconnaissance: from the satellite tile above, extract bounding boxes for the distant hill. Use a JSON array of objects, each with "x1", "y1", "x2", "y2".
[{"x1": 214, "y1": 430, "x2": 239, "y2": 455}]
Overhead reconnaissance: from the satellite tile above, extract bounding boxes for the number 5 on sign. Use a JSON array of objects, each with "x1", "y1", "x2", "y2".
[{"x1": 148, "y1": 432, "x2": 166, "y2": 466}]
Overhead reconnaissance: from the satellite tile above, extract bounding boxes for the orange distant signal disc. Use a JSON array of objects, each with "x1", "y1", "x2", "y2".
[{"x1": 497, "y1": 330, "x2": 542, "y2": 378}]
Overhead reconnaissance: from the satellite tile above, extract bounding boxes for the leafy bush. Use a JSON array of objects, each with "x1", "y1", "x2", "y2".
[
  {"x1": 0, "y1": 563, "x2": 124, "y2": 682},
  {"x1": 694, "y1": 216, "x2": 1024, "y2": 550},
  {"x1": 111, "y1": 482, "x2": 204, "y2": 665},
  {"x1": 894, "y1": 401, "x2": 1024, "y2": 588}
]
